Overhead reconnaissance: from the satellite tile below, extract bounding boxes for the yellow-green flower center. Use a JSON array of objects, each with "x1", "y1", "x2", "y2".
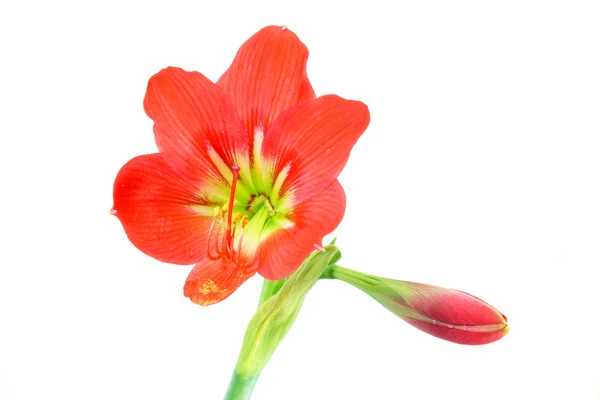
[{"x1": 194, "y1": 133, "x2": 295, "y2": 266}]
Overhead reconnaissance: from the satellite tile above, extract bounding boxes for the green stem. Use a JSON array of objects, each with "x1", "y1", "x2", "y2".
[
  {"x1": 223, "y1": 371, "x2": 259, "y2": 400},
  {"x1": 257, "y1": 278, "x2": 286, "y2": 308},
  {"x1": 223, "y1": 246, "x2": 340, "y2": 400},
  {"x1": 323, "y1": 264, "x2": 381, "y2": 290},
  {"x1": 323, "y1": 264, "x2": 403, "y2": 302},
  {"x1": 224, "y1": 279, "x2": 284, "y2": 400}
]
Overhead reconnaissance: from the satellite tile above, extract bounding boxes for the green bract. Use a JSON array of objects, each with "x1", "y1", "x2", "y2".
[{"x1": 234, "y1": 245, "x2": 341, "y2": 377}]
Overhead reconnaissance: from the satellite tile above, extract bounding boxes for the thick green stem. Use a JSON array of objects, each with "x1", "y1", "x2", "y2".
[
  {"x1": 223, "y1": 371, "x2": 259, "y2": 400},
  {"x1": 224, "y1": 279, "x2": 284, "y2": 400},
  {"x1": 223, "y1": 246, "x2": 340, "y2": 400}
]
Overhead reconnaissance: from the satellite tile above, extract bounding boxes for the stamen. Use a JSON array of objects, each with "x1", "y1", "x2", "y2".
[
  {"x1": 206, "y1": 216, "x2": 219, "y2": 259},
  {"x1": 218, "y1": 217, "x2": 229, "y2": 257},
  {"x1": 228, "y1": 224, "x2": 237, "y2": 254},
  {"x1": 206, "y1": 166, "x2": 250, "y2": 264},
  {"x1": 235, "y1": 228, "x2": 245, "y2": 266},
  {"x1": 206, "y1": 216, "x2": 226, "y2": 260}
]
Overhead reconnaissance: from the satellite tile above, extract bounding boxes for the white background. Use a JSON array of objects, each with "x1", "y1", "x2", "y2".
[{"x1": 1, "y1": 1, "x2": 599, "y2": 399}]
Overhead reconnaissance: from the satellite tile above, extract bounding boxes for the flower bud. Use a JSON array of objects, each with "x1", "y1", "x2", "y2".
[{"x1": 324, "y1": 266, "x2": 508, "y2": 345}]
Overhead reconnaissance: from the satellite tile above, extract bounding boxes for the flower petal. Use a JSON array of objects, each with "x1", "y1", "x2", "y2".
[
  {"x1": 257, "y1": 180, "x2": 346, "y2": 280},
  {"x1": 263, "y1": 95, "x2": 369, "y2": 204},
  {"x1": 184, "y1": 258, "x2": 256, "y2": 306},
  {"x1": 217, "y1": 25, "x2": 315, "y2": 135},
  {"x1": 112, "y1": 154, "x2": 215, "y2": 265},
  {"x1": 144, "y1": 67, "x2": 249, "y2": 180}
]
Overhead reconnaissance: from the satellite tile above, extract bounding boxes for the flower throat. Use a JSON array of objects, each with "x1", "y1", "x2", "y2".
[{"x1": 206, "y1": 165, "x2": 279, "y2": 266}]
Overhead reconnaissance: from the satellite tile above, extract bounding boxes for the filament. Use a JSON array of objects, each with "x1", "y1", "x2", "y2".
[{"x1": 206, "y1": 216, "x2": 226, "y2": 260}]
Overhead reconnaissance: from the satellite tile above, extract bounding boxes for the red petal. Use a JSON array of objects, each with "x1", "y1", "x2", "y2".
[
  {"x1": 112, "y1": 154, "x2": 215, "y2": 265},
  {"x1": 184, "y1": 258, "x2": 256, "y2": 306},
  {"x1": 257, "y1": 180, "x2": 346, "y2": 280},
  {"x1": 217, "y1": 25, "x2": 315, "y2": 135},
  {"x1": 144, "y1": 67, "x2": 248, "y2": 179},
  {"x1": 263, "y1": 95, "x2": 369, "y2": 204}
]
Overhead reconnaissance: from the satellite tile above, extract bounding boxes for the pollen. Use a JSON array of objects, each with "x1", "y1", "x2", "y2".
[{"x1": 199, "y1": 279, "x2": 229, "y2": 295}]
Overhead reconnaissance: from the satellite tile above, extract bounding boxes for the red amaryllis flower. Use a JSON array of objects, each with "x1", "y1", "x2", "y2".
[{"x1": 112, "y1": 26, "x2": 370, "y2": 306}]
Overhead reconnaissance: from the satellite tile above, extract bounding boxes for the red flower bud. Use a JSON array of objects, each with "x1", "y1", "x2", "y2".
[{"x1": 326, "y1": 267, "x2": 508, "y2": 345}]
